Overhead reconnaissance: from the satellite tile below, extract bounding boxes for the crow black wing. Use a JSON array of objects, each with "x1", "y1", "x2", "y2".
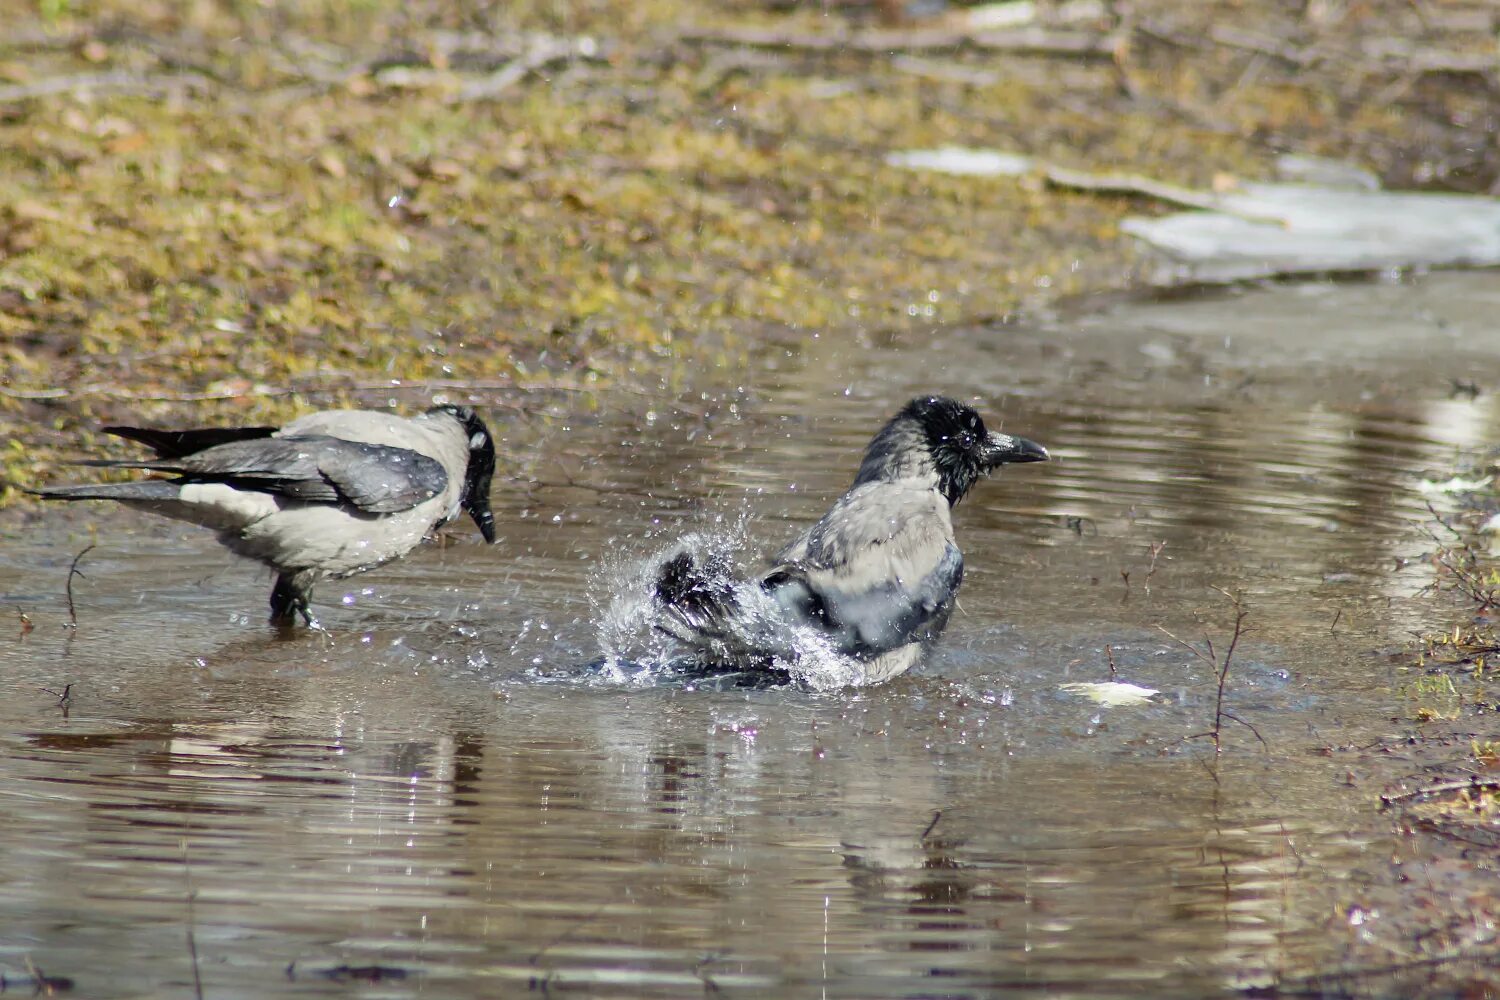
[{"x1": 764, "y1": 481, "x2": 963, "y2": 658}]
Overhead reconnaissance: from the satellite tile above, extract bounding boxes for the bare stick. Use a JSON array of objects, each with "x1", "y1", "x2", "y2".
[
  {"x1": 38, "y1": 683, "x2": 72, "y2": 718},
  {"x1": 1424, "y1": 499, "x2": 1466, "y2": 541},
  {"x1": 1105, "y1": 644, "x2": 1118, "y2": 681},
  {"x1": 676, "y1": 24, "x2": 1117, "y2": 58},
  {"x1": 919, "y1": 809, "x2": 943, "y2": 841},
  {"x1": 1380, "y1": 775, "x2": 1500, "y2": 807},
  {"x1": 1207, "y1": 586, "x2": 1251, "y2": 754},
  {"x1": 23, "y1": 954, "x2": 59, "y2": 997},
  {"x1": 1144, "y1": 540, "x2": 1167, "y2": 594},
  {"x1": 0, "y1": 70, "x2": 211, "y2": 103},
  {"x1": 65, "y1": 544, "x2": 95, "y2": 629},
  {"x1": 1154, "y1": 624, "x2": 1217, "y2": 669},
  {"x1": 1281, "y1": 943, "x2": 1500, "y2": 986},
  {"x1": 1157, "y1": 587, "x2": 1254, "y2": 754},
  {"x1": 183, "y1": 840, "x2": 204, "y2": 1000},
  {"x1": 447, "y1": 36, "x2": 582, "y2": 104},
  {"x1": 1219, "y1": 710, "x2": 1266, "y2": 747}
]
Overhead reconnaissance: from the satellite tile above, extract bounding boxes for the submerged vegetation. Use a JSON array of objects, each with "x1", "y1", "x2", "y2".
[{"x1": 2, "y1": 0, "x2": 1496, "y2": 502}]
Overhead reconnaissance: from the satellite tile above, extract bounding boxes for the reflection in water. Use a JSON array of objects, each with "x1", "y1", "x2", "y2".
[{"x1": 0, "y1": 274, "x2": 1498, "y2": 996}]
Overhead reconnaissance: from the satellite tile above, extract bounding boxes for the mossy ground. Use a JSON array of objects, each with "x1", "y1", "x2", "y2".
[{"x1": 1, "y1": 0, "x2": 1493, "y2": 500}]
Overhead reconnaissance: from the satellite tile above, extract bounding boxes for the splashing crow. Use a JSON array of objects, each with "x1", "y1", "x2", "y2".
[
  {"x1": 31, "y1": 405, "x2": 498, "y2": 629},
  {"x1": 624, "y1": 396, "x2": 1047, "y2": 687}
]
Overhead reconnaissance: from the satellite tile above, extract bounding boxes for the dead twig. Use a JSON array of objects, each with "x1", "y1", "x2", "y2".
[
  {"x1": 1157, "y1": 587, "x2": 1255, "y2": 754},
  {"x1": 1275, "y1": 943, "x2": 1500, "y2": 988},
  {"x1": 0, "y1": 70, "x2": 211, "y2": 104},
  {"x1": 1380, "y1": 775, "x2": 1500, "y2": 807},
  {"x1": 183, "y1": 840, "x2": 204, "y2": 1000},
  {"x1": 692, "y1": 953, "x2": 725, "y2": 994},
  {"x1": 527, "y1": 897, "x2": 613, "y2": 992},
  {"x1": 447, "y1": 35, "x2": 592, "y2": 103},
  {"x1": 677, "y1": 24, "x2": 1117, "y2": 58},
  {"x1": 38, "y1": 683, "x2": 72, "y2": 718},
  {"x1": 19, "y1": 954, "x2": 68, "y2": 997},
  {"x1": 1423, "y1": 499, "x2": 1466, "y2": 542},
  {"x1": 1105, "y1": 644, "x2": 1118, "y2": 681},
  {"x1": 1144, "y1": 540, "x2": 1167, "y2": 592},
  {"x1": 919, "y1": 809, "x2": 943, "y2": 841},
  {"x1": 64, "y1": 544, "x2": 95, "y2": 629}
]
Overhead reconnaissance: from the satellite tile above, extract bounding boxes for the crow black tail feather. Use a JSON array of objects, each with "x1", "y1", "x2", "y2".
[
  {"x1": 103, "y1": 425, "x2": 277, "y2": 459},
  {"x1": 29, "y1": 480, "x2": 182, "y2": 502}
]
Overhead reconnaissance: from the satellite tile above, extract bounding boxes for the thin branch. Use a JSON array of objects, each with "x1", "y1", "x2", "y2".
[
  {"x1": 1158, "y1": 587, "x2": 1255, "y2": 754},
  {"x1": 1423, "y1": 499, "x2": 1467, "y2": 541},
  {"x1": 1219, "y1": 710, "x2": 1267, "y2": 747},
  {"x1": 0, "y1": 70, "x2": 211, "y2": 103},
  {"x1": 1380, "y1": 775, "x2": 1500, "y2": 807},
  {"x1": 1282, "y1": 943, "x2": 1500, "y2": 986},
  {"x1": 677, "y1": 24, "x2": 1118, "y2": 58},
  {"x1": 65, "y1": 544, "x2": 95, "y2": 629},
  {"x1": 447, "y1": 36, "x2": 589, "y2": 103},
  {"x1": 183, "y1": 840, "x2": 204, "y2": 1000},
  {"x1": 919, "y1": 809, "x2": 943, "y2": 841}
]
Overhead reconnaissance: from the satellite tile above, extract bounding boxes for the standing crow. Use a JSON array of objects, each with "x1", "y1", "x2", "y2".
[{"x1": 32, "y1": 405, "x2": 497, "y2": 629}]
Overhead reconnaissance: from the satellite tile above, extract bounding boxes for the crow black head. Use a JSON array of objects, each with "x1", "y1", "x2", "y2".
[
  {"x1": 855, "y1": 395, "x2": 1048, "y2": 506},
  {"x1": 429, "y1": 404, "x2": 497, "y2": 543}
]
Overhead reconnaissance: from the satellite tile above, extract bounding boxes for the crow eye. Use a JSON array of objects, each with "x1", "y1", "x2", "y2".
[{"x1": 957, "y1": 431, "x2": 976, "y2": 450}]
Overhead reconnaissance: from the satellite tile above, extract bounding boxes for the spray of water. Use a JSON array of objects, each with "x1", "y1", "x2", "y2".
[{"x1": 590, "y1": 514, "x2": 870, "y2": 690}]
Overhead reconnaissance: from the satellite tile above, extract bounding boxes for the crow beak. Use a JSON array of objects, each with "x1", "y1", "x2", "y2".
[
  {"x1": 467, "y1": 497, "x2": 497, "y2": 543},
  {"x1": 984, "y1": 433, "x2": 1049, "y2": 467}
]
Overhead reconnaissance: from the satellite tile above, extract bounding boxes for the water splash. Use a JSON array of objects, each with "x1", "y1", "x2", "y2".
[{"x1": 590, "y1": 518, "x2": 871, "y2": 691}]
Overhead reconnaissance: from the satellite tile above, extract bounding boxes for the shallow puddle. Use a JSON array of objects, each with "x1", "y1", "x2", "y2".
[{"x1": 2, "y1": 273, "x2": 1498, "y2": 997}]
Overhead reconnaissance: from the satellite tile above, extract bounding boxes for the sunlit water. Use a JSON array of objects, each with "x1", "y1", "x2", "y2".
[{"x1": 2, "y1": 273, "x2": 1498, "y2": 997}]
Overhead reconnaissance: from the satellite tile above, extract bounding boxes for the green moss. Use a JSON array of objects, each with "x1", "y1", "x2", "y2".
[{"x1": 0, "y1": 0, "x2": 1484, "y2": 503}]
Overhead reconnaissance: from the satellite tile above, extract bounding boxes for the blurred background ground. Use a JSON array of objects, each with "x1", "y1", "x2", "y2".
[{"x1": 1, "y1": 0, "x2": 1497, "y2": 496}]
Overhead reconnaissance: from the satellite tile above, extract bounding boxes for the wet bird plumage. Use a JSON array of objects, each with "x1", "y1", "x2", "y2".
[
  {"x1": 652, "y1": 395, "x2": 1048, "y2": 684},
  {"x1": 32, "y1": 405, "x2": 498, "y2": 629}
]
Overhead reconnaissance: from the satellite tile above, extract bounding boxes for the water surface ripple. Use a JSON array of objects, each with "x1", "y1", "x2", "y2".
[{"x1": 2, "y1": 274, "x2": 1498, "y2": 997}]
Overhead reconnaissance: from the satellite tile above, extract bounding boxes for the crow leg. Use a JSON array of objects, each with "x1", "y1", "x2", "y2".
[{"x1": 269, "y1": 571, "x2": 321, "y2": 630}]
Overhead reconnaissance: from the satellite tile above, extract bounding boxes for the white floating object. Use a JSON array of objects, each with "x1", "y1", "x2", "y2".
[
  {"x1": 1059, "y1": 681, "x2": 1160, "y2": 706},
  {"x1": 964, "y1": 1, "x2": 1037, "y2": 30},
  {"x1": 886, "y1": 146, "x2": 1034, "y2": 178},
  {"x1": 1416, "y1": 476, "x2": 1491, "y2": 495}
]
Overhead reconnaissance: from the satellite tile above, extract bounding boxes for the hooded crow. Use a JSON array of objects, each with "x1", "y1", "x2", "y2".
[
  {"x1": 652, "y1": 395, "x2": 1047, "y2": 684},
  {"x1": 32, "y1": 405, "x2": 498, "y2": 629}
]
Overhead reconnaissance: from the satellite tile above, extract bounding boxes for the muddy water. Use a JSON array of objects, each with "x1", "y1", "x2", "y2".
[{"x1": 2, "y1": 273, "x2": 1498, "y2": 998}]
